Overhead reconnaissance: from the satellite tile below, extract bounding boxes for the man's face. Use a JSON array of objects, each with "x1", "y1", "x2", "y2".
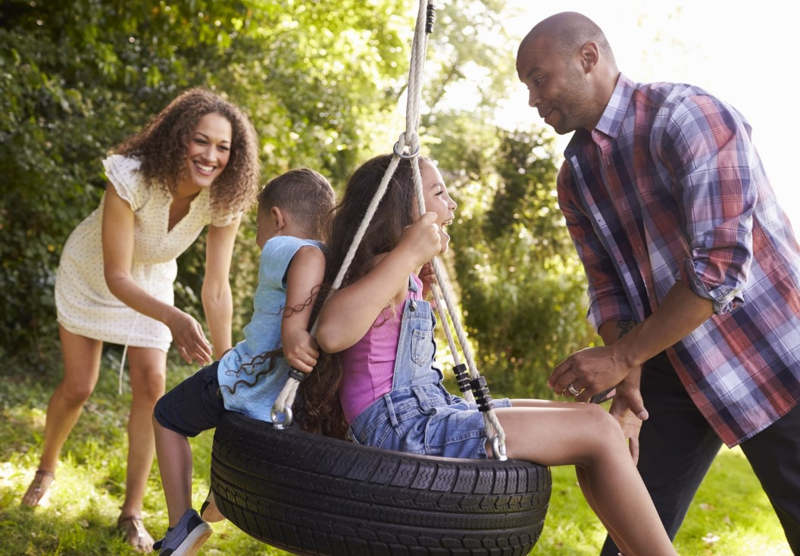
[{"x1": 516, "y1": 36, "x2": 592, "y2": 134}]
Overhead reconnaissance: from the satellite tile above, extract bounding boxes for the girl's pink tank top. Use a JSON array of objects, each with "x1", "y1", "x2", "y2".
[{"x1": 338, "y1": 274, "x2": 424, "y2": 423}]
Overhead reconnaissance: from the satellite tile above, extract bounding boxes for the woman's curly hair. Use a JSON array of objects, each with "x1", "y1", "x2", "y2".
[{"x1": 114, "y1": 88, "x2": 260, "y2": 215}]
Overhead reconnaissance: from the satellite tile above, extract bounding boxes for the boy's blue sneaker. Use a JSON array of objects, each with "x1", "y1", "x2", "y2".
[{"x1": 153, "y1": 509, "x2": 212, "y2": 556}]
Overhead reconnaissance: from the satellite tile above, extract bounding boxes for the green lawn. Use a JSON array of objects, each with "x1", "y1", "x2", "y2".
[{"x1": 0, "y1": 350, "x2": 791, "y2": 555}]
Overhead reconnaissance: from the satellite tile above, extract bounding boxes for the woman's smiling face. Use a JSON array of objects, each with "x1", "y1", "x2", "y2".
[{"x1": 182, "y1": 112, "x2": 232, "y2": 191}]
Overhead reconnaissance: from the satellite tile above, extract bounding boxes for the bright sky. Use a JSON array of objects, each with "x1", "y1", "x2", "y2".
[{"x1": 499, "y1": 0, "x2": 799, "y2": 230}]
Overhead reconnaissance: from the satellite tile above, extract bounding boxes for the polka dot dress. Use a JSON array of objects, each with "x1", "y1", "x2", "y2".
[{"x1": 55, "y1": 155, "x2": 236, "y2": 351}]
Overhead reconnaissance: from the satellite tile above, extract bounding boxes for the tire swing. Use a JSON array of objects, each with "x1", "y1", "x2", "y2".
[{"x1": 210, "y1": 2, "x2": 551, "y2": 554}]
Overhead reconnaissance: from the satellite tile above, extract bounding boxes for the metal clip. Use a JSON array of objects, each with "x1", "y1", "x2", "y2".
[
  {"x1": 393, "y1": 139, "x2": 420, "y2": 160},
  {"x1": 270, "y1": 406, "x2": 293, "y2": 430},
  {"x1": 491, "y1": 435, "x2": 508, "y2": 461}
]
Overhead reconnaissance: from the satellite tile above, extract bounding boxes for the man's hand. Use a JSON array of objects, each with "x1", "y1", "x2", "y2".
[
  {"x1": 609, "y1": 367, "x2": 648, "y2": 464},
  {"x1": 549, "y1": 342, "x2": 638, "y2": 401}
]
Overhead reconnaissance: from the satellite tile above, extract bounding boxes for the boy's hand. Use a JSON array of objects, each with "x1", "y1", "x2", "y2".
[{"x1": 282, "y1": 328, "x2": 319, "y2": 373}]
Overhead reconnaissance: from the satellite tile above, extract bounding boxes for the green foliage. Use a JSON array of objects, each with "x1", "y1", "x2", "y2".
[{"x1": 0, "y1": 0, "x2": 410, "y2": 356}]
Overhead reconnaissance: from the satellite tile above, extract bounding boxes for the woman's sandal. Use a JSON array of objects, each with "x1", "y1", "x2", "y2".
[
  {"x1": 117, "y1": 514, "x2": 155, "y2": 553},
  {"x1": 20, "y1": 469, "x2": 55, "y2": 507}
]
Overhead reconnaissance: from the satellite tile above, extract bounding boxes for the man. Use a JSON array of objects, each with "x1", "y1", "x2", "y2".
[{"x1": 516, "y1": 11, "x2": 800, "y2": 555}]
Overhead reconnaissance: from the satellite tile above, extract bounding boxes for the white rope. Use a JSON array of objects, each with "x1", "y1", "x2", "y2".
[
  {"x1": 273, "y1": 0, "x2": 507, "y2": 460},
  {"x1": 430, "y1": 282, "x2": 474, "y2": 404},
  {"x1": 408, "y1": 149, "x2": 506, "y2": 458},
  {"x1": 272, "y1": 155, "x2": 402, "y2": 423}
]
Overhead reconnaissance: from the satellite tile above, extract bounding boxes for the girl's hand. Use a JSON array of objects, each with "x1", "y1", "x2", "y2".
[
  {"x1": 166, "y1": 309, "x2": 213, "y2": 365},
  {"x1": 398, "y1": 212, "x2": 444, "y2": 268},
  {"x1": 608, "y1": 368, "x2": 648, "y2": 464},
  {"x1": 282, "y1": 328, "x2": 319, "y2": 374},
  {"x1": 419, "y1": 262, "x2": 437, "y2": 300}
]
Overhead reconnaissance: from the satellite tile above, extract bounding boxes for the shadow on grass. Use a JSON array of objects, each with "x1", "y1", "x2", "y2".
[{"x1": 0, "y1": 501, "x2": 133, "y2": 556}]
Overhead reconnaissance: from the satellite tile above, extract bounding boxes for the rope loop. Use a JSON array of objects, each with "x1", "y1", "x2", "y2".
[{"x1": 393, "y1": 132, "x2": 420, "y2": 159}]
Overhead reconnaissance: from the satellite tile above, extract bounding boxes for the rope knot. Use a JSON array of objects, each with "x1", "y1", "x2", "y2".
[{"x1": 393, "y1": 132, "x2": 420, "y2": 159}]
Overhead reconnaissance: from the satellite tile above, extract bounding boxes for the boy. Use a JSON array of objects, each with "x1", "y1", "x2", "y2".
[{"x1": 152, "y1": 168, "x2": 334, "y2": 555}]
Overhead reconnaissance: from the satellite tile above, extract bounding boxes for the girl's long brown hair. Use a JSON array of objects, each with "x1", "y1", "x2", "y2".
[
  {"x1": 297, "y1": 154, "x2": 420, "y2": 438},
  {"x1": 114, "y1": 88, "x2": 260, "y2": 215}
]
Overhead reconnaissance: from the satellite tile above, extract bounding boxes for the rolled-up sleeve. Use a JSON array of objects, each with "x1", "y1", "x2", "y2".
[
  {"x1": 659, "y1": 95, "x2": 755, "y2": 314},
  {"x1": 557, "y1": 163, "x2": 634, "y2": 330}
]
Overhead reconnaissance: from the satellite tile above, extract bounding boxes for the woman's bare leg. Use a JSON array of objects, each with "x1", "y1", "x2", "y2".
[
  {"x1": 122, "y1": 346, "x2": 166, "y2": 518},
  {"x1": 39, "y1": 325, "x2": 103, "y2": 473},
  {"x1": 494, "y1": 402, "x2": 675, "y2": 556}
]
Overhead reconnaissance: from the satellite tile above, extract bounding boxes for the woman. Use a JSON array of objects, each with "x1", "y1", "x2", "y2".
[{"x1": 21, "y1": 88, "x2": 259, "y2": 552}]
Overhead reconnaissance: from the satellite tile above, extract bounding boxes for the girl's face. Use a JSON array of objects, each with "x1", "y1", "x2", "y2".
[
  {"x1": 420, "y1": 159, "x2": 457, "y2": 251},
  {"x1": 182, "y1": 112, "x2": 232, "y2": 191}
]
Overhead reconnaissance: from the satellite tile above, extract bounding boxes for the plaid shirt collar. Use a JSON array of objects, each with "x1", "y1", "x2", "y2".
[
  {"x1": 594, "y1": 73, "x2": 634, "y2": 138},
  {"x1": 566, "y1": 73, "x2": 635, "y2": 153}
]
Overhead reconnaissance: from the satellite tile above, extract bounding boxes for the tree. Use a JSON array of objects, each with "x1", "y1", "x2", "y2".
[{"x1": 0, "y1": 0, "x2": 410, "y2": 359}]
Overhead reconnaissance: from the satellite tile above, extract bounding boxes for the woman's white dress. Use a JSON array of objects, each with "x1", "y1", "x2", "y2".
[{"x1": 55, "y1": 154, "x2": 236, "y2": 351}]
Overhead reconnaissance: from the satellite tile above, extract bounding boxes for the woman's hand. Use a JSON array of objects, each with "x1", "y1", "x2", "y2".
[{"x1": 166, "y1": 308, "x2": 213, "y2": 365}]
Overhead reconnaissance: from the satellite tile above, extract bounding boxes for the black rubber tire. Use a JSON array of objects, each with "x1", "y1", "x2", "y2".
[{"x1": 211, "y1": 412, "x2": 551, "y2": 555}]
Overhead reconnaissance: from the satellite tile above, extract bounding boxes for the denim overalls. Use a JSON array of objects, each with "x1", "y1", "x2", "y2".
[{"x1": 348, "y1": 276, "x2": 509, "y2": 459}]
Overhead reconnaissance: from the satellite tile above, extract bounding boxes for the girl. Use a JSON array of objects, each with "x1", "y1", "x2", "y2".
[
  {"x1": 22, "y1": 88, "x2": 259, "y2": 552},
  {"x1": 312, "y1": 154, "x2": 677, "y2": 556}
]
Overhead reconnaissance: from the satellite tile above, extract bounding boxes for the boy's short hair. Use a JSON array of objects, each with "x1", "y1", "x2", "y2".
[{"x1": 258, "y1": 169, "x2": 335, "y2": 239}]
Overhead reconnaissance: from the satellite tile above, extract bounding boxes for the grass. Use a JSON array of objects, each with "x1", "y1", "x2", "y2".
[{"x1": 0, "y1": 348, "x2": 792, "y2": 555}]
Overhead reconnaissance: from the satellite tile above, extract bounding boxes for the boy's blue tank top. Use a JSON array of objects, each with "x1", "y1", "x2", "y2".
[{"x1": 217, "y1": 235, "x2": 322, "y2": 422}]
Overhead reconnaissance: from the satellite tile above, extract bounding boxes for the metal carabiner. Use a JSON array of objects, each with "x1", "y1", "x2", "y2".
[
  {"x1": 393, "y1": 139, "x2": 420, "y2": 160},
  {"x1": 270, "y1": 406, "x2": 293, "y2": 430},
  {"x1": 491, "y1": 435, "x2": 508, "y2": 462}
]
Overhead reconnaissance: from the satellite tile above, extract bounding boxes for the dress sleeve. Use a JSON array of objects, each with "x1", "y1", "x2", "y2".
[
  {"x1": 211, "y1": 209, "x2": 241, "y2": 228},
  {"x1": 102, "y1": 154, "x2": 150, "y2": 211},
  {"x1": 656, "y1": 94, "x2": 756, "y2": 314}
]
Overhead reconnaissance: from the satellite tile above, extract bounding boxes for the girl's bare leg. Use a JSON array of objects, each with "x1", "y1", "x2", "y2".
[
  {"x1": 510, "y1": 400, "x2": 631, "y2": 550},
  {"x1": 494, "y1": 402, "x2": 675, "y2": 556}
]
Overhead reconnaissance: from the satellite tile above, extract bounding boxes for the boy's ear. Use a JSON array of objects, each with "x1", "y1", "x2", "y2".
[{"x1": 270, "y1": 206, "x2": 287, "y2": 231}]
